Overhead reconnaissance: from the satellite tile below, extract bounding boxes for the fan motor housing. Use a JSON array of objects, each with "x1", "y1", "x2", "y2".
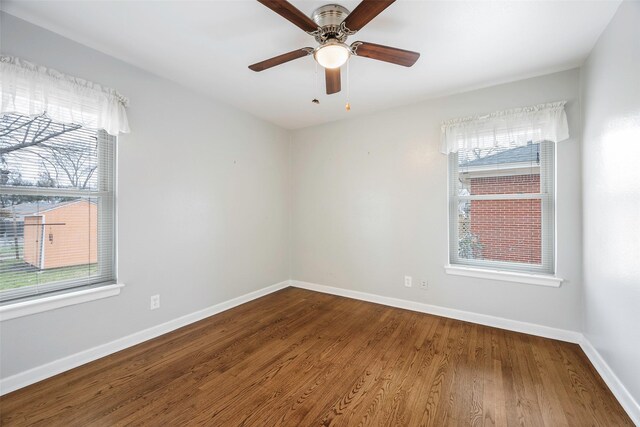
[
  {"x1": 312, "y1": 4, "x2": 350, "y2": 27},
  {"x1": 310, "y1": 4, "x2": 352, "y2": 43}
]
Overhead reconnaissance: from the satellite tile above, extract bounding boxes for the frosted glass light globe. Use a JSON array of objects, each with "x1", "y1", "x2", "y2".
[{"x1": 314, "y1": 42, "x2": 350, "y2": 69}]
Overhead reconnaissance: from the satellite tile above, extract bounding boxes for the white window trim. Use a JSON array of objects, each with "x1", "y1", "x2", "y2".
[
  {"x1": 0, "y1": 283, "x2": 124, "y2": 321},
  {"x1": 0, "y1": 126, "x2": 117, "y2": 303},
  {"x1": 448, "y1": 141, "x2": 556, "y2": 275},
  {"x1": 444, "y1": 264, "x2": 562, "y2": 287}
]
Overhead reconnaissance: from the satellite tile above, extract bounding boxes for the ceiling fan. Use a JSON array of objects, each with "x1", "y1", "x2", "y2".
[{"x1": 249, "y1": 0, "x2": 420, "y2": 95}]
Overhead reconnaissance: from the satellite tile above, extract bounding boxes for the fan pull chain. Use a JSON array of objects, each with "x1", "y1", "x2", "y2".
[
  {"x1": 312, "y1": 62, "x2": 320, "y2": 104},
  {"x1": 345, "y1": 61, "x2": 351, "y2": 112}
]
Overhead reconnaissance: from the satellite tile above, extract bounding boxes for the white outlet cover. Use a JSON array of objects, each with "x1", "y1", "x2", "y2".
[
  {"x1": 150, "y1": 295, "x2": 160, "y2": 310},
  {"x1": 404, "y1": 276, "x2": 412, "y2": 287}
]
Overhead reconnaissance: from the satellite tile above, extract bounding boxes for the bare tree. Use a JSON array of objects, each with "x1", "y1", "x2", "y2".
[
  {"x1": 1, "y1": 113, "x2": 95, "y2": 260},
  {"x1": 470, "y1": 146, "x2": 500, "y2": 160},
  {"x1": 44, "y1": 143, "x2": 97, "y2": 189},
  {"x1": 1, "y1": 113, "x2": 95, "y2": 190},
  {"x1": 0, "y1": 114, "x2": 81, "y2": 156}
]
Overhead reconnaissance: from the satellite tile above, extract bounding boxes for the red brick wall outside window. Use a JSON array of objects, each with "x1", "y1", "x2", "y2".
[{"x1": 467, "y1": 174, "x2": 541, "y2": 264}]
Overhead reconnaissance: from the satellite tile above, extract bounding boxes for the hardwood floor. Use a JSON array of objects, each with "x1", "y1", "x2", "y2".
[{"x1": 0, "y1": 287, "x2": 632, "y2": 426}]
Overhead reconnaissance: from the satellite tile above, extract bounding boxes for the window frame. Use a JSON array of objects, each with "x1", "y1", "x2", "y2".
[
  {"x1": 448, "y1": 141, "x2": 556, "y2": 275},
  {"x1": 0, "y1": 126, "x2": 117, "y2": 303}
]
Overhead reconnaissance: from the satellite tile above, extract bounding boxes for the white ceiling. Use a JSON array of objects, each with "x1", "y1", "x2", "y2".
[{"x1": 2, "y1": 0, "x2": 621, "y2": 129}]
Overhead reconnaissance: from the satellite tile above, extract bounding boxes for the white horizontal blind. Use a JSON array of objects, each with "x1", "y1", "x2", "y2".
[
  {"x1": 0, "y1": 113, "x2": 115, "y2": 302},
  {"x1": 449, "y1": 140, "x2": 555, "y2": 274}
]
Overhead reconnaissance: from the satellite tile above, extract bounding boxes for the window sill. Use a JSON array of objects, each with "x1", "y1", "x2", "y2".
[
  {"x1": 0, "y1": 283, "x2": 124, "y2": 321},
  {"x1": 444, "y1": 265, "x2": 563, "y2": 287}
]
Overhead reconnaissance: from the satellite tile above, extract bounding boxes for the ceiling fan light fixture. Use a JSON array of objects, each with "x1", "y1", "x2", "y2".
[{"x1": 314, "y1": 40, "x2": 350, "y2": 69}]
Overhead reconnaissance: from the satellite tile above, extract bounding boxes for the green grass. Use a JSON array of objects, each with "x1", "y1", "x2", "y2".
[
  {"x1": 0, "y1": 244, "x2": 97, "y2": 291},
  {"x1": 0, "y1": 242, "x2": 22, "y2": 259}
]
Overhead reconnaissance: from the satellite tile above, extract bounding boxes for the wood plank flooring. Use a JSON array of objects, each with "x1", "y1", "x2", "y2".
[{"x1": 0, "y1": 287, "x2": 632, "y2": 426}]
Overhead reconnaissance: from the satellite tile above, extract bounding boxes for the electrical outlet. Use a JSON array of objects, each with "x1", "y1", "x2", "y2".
[
  {"x1": 420, "y1": 280, "x2": 428, "y2": 290},
  {"x1": 150, "y1": 294, "x2": 160, "y2": 310},
  {"x1": 404, "y1": 276, "x2": 412, "y2": 288}
]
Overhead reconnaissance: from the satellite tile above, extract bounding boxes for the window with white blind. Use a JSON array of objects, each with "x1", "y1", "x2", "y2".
[
  {"x1": 449, "y1": 140, "x2": 555, "y2": 274},
  {"x1": 0, "y1": 113, "x2": 115, "y2": 302}
]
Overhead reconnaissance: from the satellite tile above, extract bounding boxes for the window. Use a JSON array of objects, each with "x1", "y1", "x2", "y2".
[
  {"x1": 449, "y1": 140, "x2": 554, "y2": 274},
  {"x1": 0, "y1": 113, "x2": 115, "y2": 302}
]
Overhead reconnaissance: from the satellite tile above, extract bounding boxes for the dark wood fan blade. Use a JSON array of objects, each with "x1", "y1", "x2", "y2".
[
  {"x1": 342, "y1": 0, "x2": 395, "y2": 32},
  {"x1": 352, "y1": 41, "x2": 420, "y2": 67},
  {"x1": 249, "y1": 48, "x2": 312, "y2": 72},
  {"x1": 325, "y1": 67, "x2": 341, "y2": 94},
  {"x1": 257, "y1": 0, "x2": 318, "y2": 32}
]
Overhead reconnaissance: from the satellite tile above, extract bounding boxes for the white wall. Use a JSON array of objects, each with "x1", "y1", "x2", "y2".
[
  {"x1": 581, "y1": 0, "x2": 640, "y2": 406},
  {"x1": 0, "y1": 13, "x2": 291, "y2": 379},
  {"x1": 291, "y1": 69, "x2": 583, "y2": 331}
]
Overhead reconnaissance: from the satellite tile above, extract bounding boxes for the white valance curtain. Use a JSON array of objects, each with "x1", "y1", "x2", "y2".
[
  {"x1": 0, "y1": 55, "x2": 129, "y2": 135},
  {"x1": 440, "y1": 101, "x2": 569, "y2": 154}
]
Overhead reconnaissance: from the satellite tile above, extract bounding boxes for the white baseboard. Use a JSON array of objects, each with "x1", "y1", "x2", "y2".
[
  {"x1": 290, "y1": 280, "x2": 639, "y2": 425},
  {"x1": 578, "y1": 336, "x2": 640, "y2": 426},
  {"x1": 0, "y1": 280, "x2": 290, "y2": 396},
  {"x1": 291, "y1": 280, "x2": 582, "y2": 343}
]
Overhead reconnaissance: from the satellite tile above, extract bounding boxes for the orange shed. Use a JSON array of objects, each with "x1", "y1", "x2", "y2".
[{"x1": 22, "y1": 200, "x2": 97, "y2": 270}]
